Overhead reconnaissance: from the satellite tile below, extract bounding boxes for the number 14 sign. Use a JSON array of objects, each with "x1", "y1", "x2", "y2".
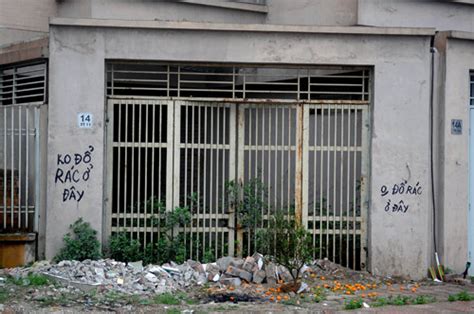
[{"x1": 78, "y1": 112, "x2": 93, "y2": 128}]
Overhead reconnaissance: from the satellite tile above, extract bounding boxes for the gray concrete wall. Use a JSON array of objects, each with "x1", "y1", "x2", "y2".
[
  {"x1": 56, "y1": 0, "x2": 357, "y2": 26},
  {"x1": 436, "y1": 35, "x2": 474, "y2": 273},
  {"x1": 0, "y1": 0, "x2": 56, "y2": 47},
  {"x1": 47, "y1": 22, "x2": 433, "y2": 279},
  {"x1": 358, "y1": 0, "x2": 474, "y2": 32}
]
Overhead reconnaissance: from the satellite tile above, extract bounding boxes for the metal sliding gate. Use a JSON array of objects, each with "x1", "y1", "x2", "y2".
[
  {"x1": 0, "y1": 103, "x2": 45, "y2": 233},
  {"x1": 107, "y1": 98, "x2": 368, "y2": 269}
]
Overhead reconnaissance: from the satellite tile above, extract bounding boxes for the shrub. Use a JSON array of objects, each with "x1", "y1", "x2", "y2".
[
  {"x1": 256, "y1": 210, "x2": 314, "y2": 286},
  {"x1": 108, "y1": 233, "x2": 142, "y2": 263},
  {"x1": 54, "y1": 218, "x2": 101, "y2": 262}
]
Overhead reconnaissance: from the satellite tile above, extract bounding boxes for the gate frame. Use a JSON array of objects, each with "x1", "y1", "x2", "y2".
[{"x1": 104, "y1": 96, "x2": 370, "y2": 267}]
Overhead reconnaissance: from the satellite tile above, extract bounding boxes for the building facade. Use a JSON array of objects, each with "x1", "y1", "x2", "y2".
[{"x1": 1, "y1": 0, "x2": 474, "y2": 279}]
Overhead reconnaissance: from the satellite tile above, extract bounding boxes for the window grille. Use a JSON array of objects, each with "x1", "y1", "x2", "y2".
[
  {"x1": 107, "y1": 63, "x2": 370, "y2": 102},
  {"x1": 0, "y1": 62, "x2": 47, "y2": 106}
]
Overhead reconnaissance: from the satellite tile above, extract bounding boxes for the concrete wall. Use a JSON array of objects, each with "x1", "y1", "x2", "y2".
[
  {"x1": 0, "y1": 0, "x2": 56, "y2": 46},
  {"x1": 47, "y1": 22, "x2": 433, "y2": 279},
  {"x1": 57, "y1": 0, "x2": 357, "y2": 26},
  {"x1": 358, "y1": 0, "x2": 474, "y2": 32},
  {"x1": 435, "y1": 35, "x2": 474, "y2": 273}
]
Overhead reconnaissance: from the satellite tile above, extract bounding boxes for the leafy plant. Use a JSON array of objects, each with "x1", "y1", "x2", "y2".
[
  {"x1": 226, "y1": 178, "x2": 267, "y2": 231},
  {"x1": 344, "y1": 298, "x2": 363, "y2": 310},
  {"x1": 54, "y1": 218, "x2": 101, "y2": 262},
  {"x1": 448, "y1": 290, "x2": 474, "y2": 302},
  {"x1": 108, "y1": 233, "x2": 142, "y2": 263},
  {"x1": 256, "y1": 210, "x2": 314, "y2": 286},
  {"x1": 154, "y1": 292, "x2": 180, "y2": 305},
  {"x1": 371, "y1": 297, "x2": 389, "y2": 307},
  {"x1": 412, "y1": 295, "x2": 436, "y2": 304},
  {"x1": 390, "y1": 295, "x2": 410, "y2": 306}
]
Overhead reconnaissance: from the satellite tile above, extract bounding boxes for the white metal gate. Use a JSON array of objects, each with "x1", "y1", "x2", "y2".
[
  {"x1": 0, "y1": 103, "x2": 45, "y2": 233},
  {"x1": 106, "y1": 98, "x2": 368, "y2": 268}
]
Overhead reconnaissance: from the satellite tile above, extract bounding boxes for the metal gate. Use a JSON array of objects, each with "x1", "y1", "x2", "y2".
[
  {"x1": 106, "y1": 98, "x2": 368, "y2": 268},
  {"x1": 0, "y1": 103, "x2": 45, "y2": 233}
]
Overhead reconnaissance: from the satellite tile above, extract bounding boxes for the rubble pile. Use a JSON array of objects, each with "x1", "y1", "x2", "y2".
[{"x1": 4, "y1": 253, "x2": 377, "y2": 296}]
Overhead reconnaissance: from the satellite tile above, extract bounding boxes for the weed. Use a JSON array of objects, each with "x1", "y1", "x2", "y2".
[
  {"x1": 166, "y1": 309, "x2": 181, "y2": 314},
  {"x1": 390, "y1": 295, "x2": 411, "y2": 306},
  {"x1": 0, "y1": 288, "x2": 9, "y2": 303},
  {"x1": 27, "y1": 273, "x2": 50, "y2": 286},
  {"x1": 154, "y1": 293, "x2": 180, "y2": 305},
  {"x1": 54, "y1": 218, "x2": 101, "y2": 262},
  {"x1": 448, "y1": 290, "x2": 474, "y2": 302},
  {"x1": 371, "y1": 297, "x2": 389, "y2": 307},
  {"x1": 108, "y1": 233, "x2": 142, "y2": 263},
  {"x1": 344, "y1": 298, "x2": 364, "y2": 310},
  {"x1": 312, "y1": 286, "x2": 326, "y2": 303},
  {"x1": 412, "y1": 295, "x2": 436, "y2": 304},
  {"x1": 6, "y1": 273, "x2": 50, "y2": 286}
]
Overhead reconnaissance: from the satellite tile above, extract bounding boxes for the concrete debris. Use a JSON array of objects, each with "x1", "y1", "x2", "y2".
[{"x1": 3, "y1": 252, "x2": 380, "y2": 297}]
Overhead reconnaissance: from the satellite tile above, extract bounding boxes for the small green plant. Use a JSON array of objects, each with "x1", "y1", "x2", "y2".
[
  {"x1": 448, "y1": 290, "x2": 474, "y2": 302},
  {"x1": 371, "y1": 297, "x2": 389, "y2": 307},
  {"x1": 27, "y1": 273, "x2": 50, "y2": 286},
  {"x1": 412, "y1": 295, "x2": 436, "y2": 305},
  {"x1": 7, "y1": 273, "x2": 50, "y2": 286},
  {"x1": 256, "y1": 210, "x2": 314, "y2": 286},
  {"x1": 108, "y1": 233, "x2": 142, "y2": 262},
  {"x1": 54, "y1": 218, "x2": 101, "y2": 262},
  {"x1": 390, "y1": 295, "x2": 411, "y2": 306},
  {"x1": 312, "y1": 286, "x2": 326, "y2": 303},
  {"x1": 344, "y1": 298, "x2": 364, "y2": 310},
  {"x1": 0, "y1": 288, "x2": 9, "y2": 303},
  {"x1": 154, "y1": 292, "x2": 180, "y2": 305}
]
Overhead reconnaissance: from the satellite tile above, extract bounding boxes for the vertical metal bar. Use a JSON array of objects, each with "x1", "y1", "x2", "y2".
[
  {"x1": 362, "y1": 71, "x2": 366, "y2": 101},
  {"x1": 319, "y1": 106, "x2": 324, "y2": 259},
  {"x1": 280, "y1": 108, "x2": 284, "y2": 214},
  {"x1": 360, "y1": 106, "x2": 369, "y2": 270},
  {"x1": 196, "y1": 103, "x2": 201, "y2": 259},
  {"x1": 208, "y1": 104, "x2": 214, "y2": 257},
  {"x1": 144, "y1": 100, "x2": 149, "y2": 246},
  {"x1": 190, "y1": 103, "x2": 195, "y2": 259},
  {"x1": 203, "y1": 103, "x2": 208, "y2": 256},
  {"x1": 3, "y1": 107, "x2": 6, "y2": 229},
  {"x1": 131, "y1": 101, "x2": 136, "y2": 237},
  {"x1": 295, "y1": 104, "x2": 304, "y2": 226},
  {"x1": 172, "y1": 101, "x2": 181, "y2": 217},
  {"x1": 111, "y1": 64, "x2": 114, "y2": 96},
  {"x1": 25, "y1": 107, "x2": 29, "y2": 229},
  {"x1": 18, "y1": 106, "x2": 22, "y2": 228},
  {"x1": 167, "y1": 100, "x2": 175, "y2": 212},
  {"x1": 302, "y1": 104, "x2": 309, "y2": 230},
  {"x1": 229, "y1": 104, "x2": 238, "y2": 257},
  {"x1": 183, "y1": 103, "x2": 189, "y2": 258},
  {"x1": 137, "y1": 101, "x2": 142, "y2": 240},
  {"x1": 333, "y1": 106, "x2": 337, "y2": 262},
  {"x1": 105, "y1": 100, "x2": 114, "y2": 240},
  {"x1": 326, "y1": 107, "x2": 330, "y2": 258},
  {"x1": 124, "y1": 101, "x2": 129, "y2": 233},
  {"x1": 346, "y1": 105, "x2": 351, "y2": 267},
  {"x1": 353, "y1": 108, "x2": 358, "y2": 268},
  {"x1": 221, "y1": 105, "x2": 227, "y2": 256},
  {"x1": 274, "y1": 107, "x2": 278, "y2": 214},
  {"x1": 232, "y1": 67, "x2": 236, "y2": 99},
  {"x1": 312, "y1": 105, "x2": 318, "y2": 257},
  {"x1": 33, "y1": 106, "x2": 40, "y2": 232},
  {"x1": 214, "y1": 104, "x2": 219, "y2": 259},
  {"x1": 287, "y1": 108, "x2": 291, "y2": 215},
  {"x1": 117, "y1": 101, "x2": 122, "y2": 231},
  {"x1": 10, "y1": 106, "x2": 14, "y2": 228},
  {"x1": 339, "y1": 105, "x2": 345, "y2": 265}
]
